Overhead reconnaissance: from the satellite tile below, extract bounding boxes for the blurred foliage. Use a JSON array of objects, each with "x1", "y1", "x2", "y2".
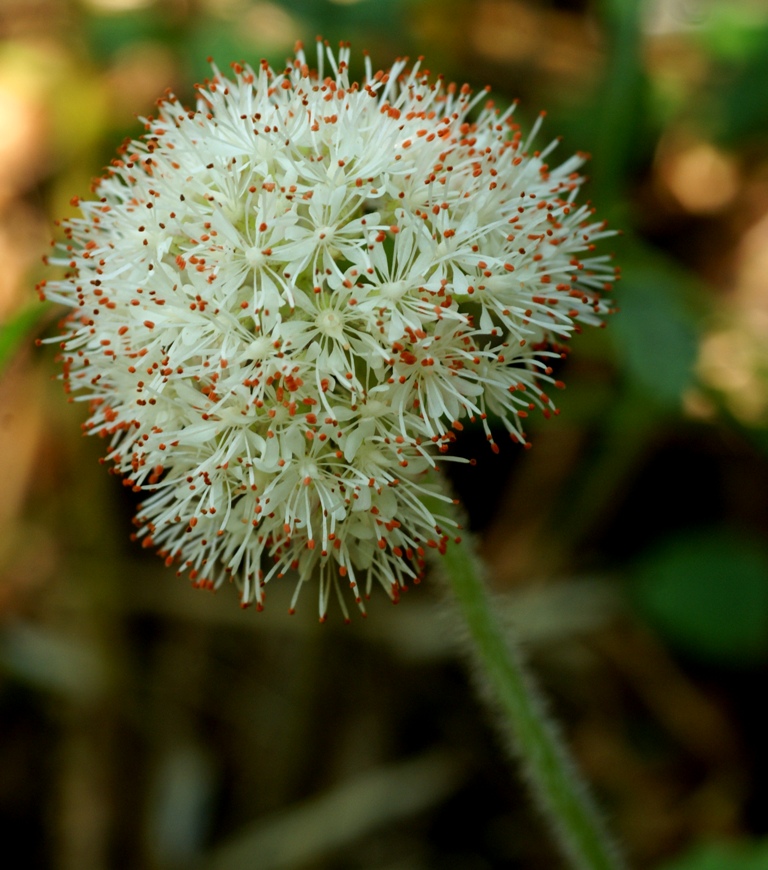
[
  {"x1": 610, "y1": 251, "x2": 700, "y2": 408},
  {"x1": 3, "y1": 0, "x2": 768, "y2": 868},
  {"x1": 0, "y1": 304, "x2": 50, "y2": 371},
  {"x1": 658, "y1": 838, "x2": 768, "y2": 870},
  {"x1": 631, "y1": 530, "x2": 768, "y2": 664}
]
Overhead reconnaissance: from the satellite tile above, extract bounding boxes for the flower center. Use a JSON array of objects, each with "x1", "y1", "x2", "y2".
[
  {"x1": 434, "y1": 239, "x2": 458, "y2": 260},
  {"x1": 243, "y1": 336, "x2": 275, "y2": 362},
  {"x1": 379, "y1": 280, "x2": 408, "y2": 300},
  {"x1": 355, "y1": 441, "x2": 387, "y2": 468},
  {"x1": 300, "y1": 460, "x2": 319, "y2": 480},
  {"x1": 315, "y1": 309, "x2": 345, "y2": 340},
  {"x1": 245, "y1": 246, "x2": 267, "y2": 270},
  {"x1": 222, "y1": 201, "x2": 245, "y2": 224},
  {"x1": 359, "y1": 399, "x2": 388, "y2": 418},
  {"x1": 315, "y1": 225, "x2": 336, "y2": 243}
]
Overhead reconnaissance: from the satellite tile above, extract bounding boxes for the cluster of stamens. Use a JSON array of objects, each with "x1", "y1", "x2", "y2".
[{"x1": 40, "y1": 42, "x2": 615, "y2": 618}]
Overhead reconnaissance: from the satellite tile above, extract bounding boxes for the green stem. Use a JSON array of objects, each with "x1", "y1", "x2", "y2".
[{"x1": 436, "y1": 518, "x2": 626, "y2": 870}]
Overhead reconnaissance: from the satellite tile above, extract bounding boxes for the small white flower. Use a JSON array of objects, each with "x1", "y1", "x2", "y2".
[{"x1": 41, "y1": 42, "x2": 615, "y2": 619}]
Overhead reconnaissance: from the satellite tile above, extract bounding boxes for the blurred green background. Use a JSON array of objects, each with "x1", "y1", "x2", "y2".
[{"x1": 3, "y1": 0, "x2": 768, "y2": 867}]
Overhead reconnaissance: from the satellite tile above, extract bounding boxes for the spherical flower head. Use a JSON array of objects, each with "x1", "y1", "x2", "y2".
[{"x1": 40, "y1": 42, "x2": 616, "y2": 620}]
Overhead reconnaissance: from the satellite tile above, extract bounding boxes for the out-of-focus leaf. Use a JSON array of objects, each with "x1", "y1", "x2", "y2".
[
  {"x1": 699, "y1": 2, "x2": 768, "y2": 60},
  {"x1": 147, "y1": 744, "x2": 216, "y2": 866},
  {"x1": 84, "y1": 10, "x2": 167, "y2": 63},
  {"x1": 280, "y1": 0, "x2": 410, "y2": 37},
  {"x1": 0, "y1": 305, "x2": 50, "y2": 372},
  {"x1": 657, "y1": 838, "x2": 768, "y2": 870},
  {"x1": 631, "y1": 531, "x2": 768, "y2": 664},
  {"x1": 707, "y1": 23, "x2": 768, "y2": 146},
  {"x1": 205, "y1": 748, "x2": 465, "y2": 870},
  {"x1": 611, "y1": 263, "x2": 699, "y2": 408},
  {"x1": 0, "y1": 622, "x2": 106, "y2": 700},
  {"x1": 581, "y1": 0, "x2": 649, "y2": 210},
  {"x1": 182, "y1": 23, "x2": 291, "y2": 84}
]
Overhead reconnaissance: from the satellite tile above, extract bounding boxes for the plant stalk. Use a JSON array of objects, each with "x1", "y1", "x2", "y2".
[{"x1": 436, "y1": 521, "x2": 626, "y2": 870}]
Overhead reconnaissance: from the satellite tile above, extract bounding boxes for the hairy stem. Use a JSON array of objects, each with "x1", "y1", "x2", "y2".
[{"x1": 436, "y1": 519, "x2": 626, "y2": 870}]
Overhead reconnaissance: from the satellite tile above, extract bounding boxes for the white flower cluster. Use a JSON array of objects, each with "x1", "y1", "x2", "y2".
[{"x1": 42, "y1": 43, "x2": 615, "y2": 619}]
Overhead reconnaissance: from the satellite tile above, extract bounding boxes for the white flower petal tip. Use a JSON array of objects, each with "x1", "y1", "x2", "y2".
[{"x1": 40, "y1": 41, "x2": 616, "y2": 619}]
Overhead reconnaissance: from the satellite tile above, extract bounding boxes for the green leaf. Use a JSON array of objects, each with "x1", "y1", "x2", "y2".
[
  {"x1": 610, "y1": 263, "x2": 700, "y2": 408},
  {"x1": 631, "y1": 531, "x2": 768, "y2": 664},
  {"x1": 83, "y1": 9, "x2": 166, "y2": 63},
  {"x1": 709, "y1": 24, "x2": 768, "y2": 146},
  {"x1": 0, "y1": 305, "x2": 50, "y2": 372},
  {"x1": 657, "y1": 839, "x2": 768, "y2": 870},
  {"x1": 587, "y1": 0, "x2": 648, "y2": 207}
]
